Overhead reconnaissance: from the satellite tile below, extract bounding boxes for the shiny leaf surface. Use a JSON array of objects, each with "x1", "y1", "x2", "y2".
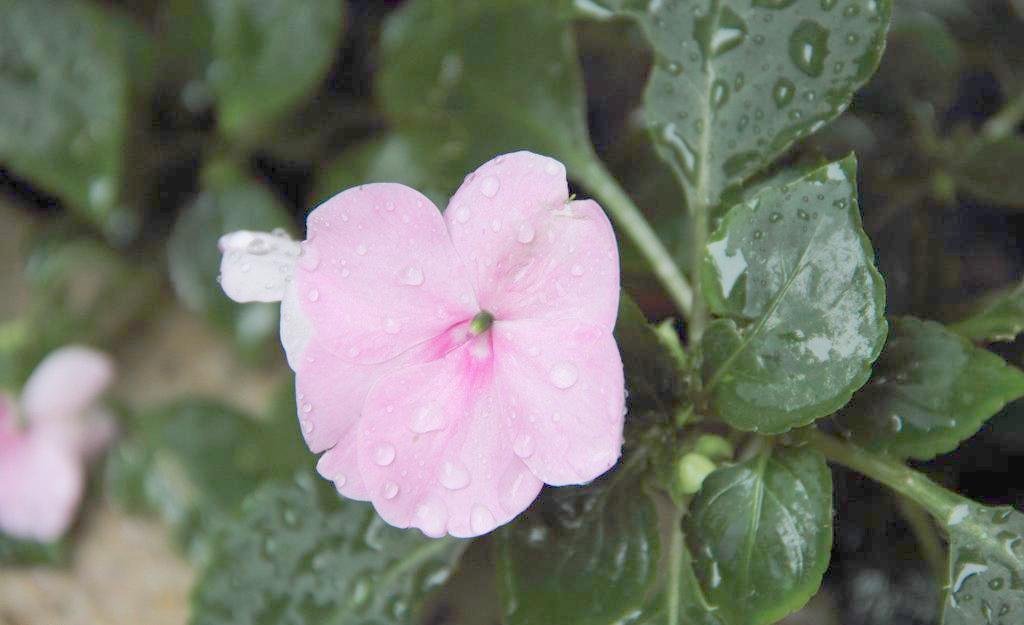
[
  {"x1": 576, "y1": 0, "x2": 891, "y2": 205},
  {"x1": 192, "y1": 473, "x2": 467, "y2": 625},
  {"x1": 834, "y1": 317, "x2": 1024, "y2": 460},
  {"x1": 951, "y1": 282, "x2": 1024, "y2": 343},
  {"x1": 684, "y1": 445, "x2": 833, "y2": 625},
  {"x1": 701, "y1": 156, "x2": 887, "y2": 433}
]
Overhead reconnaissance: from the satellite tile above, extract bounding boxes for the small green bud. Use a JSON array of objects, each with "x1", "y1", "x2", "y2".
[
  {"x1": 676, "y1": 452, "x2": 716, "y2": 495},
  {"x1": 693, "y1": 434, "x2": 734, "y2": 461},
  {"x1": 469, "y1": 310, "x2": 494, "y2": 335}
]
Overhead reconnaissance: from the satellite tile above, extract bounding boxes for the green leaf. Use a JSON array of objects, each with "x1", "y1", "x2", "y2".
[
  {"x1": 700, "y1": 156, "x2": 887, "y2": 433},
  {"x1": 938, "y1": 501, "x2": 1024, "y2": 625},
  {"x1": 0, "y1": 0, "x2": 135, "y2": 238},
  {"x1": 167, "y1": 161, "x2": 293, "y2": 355},
  {"x1": 378, "y1": 0, "x2": 594, "y2": 172},
  {"x1": 951, "y1": 282, "x2": 1024, "y2": 343},
  {"x1": 497, "y1": 458, "x2": 659, "y2": 625},
  {"x1": 206, "y1": 0, "x2": 345, "y2": 140},
  {"x1": 683, "y1": 444, "x2": 833, "y2": 625},
  {"x1": 577, "y1": 0, "x2": 891, "y2": 206},
  {"x1": 0, "y1": 533, "x2": 64, "y2": 566},
  {"x1": 834, "y1": 317, "x2": 1024, "y2": 461},
  {"x1": 191, "y1": 473, "x2": 467, "y2": 625},
  {"x1": 313, "y1": 131, "x2": 464, "y2": 209},
  {"x1": 954, "y1": 136, "x2": 1024, "y2": 209},
  {"x1": 614, "y1": 294, "x2": 689, "y2": 429},
  {"x1": 630, "y1": 525, "x2": 726, "y2": 625},
  {"x1": 105, "y1": 398, "x2": 307, "y2": 562}
]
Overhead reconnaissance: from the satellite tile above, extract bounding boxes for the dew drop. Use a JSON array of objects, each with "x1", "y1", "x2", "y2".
[
  {"x1": 299, "y1": 244, "x2": 320, "y2": 271},
  {"x1": 401, "y1": 265, "x2": 425, "y2": 286},
  {"x1": 384, "y1": 317, "x2": 401, "y2": 335},
  {"x1": 383, "y1": 481, "x2": 400, "y2": 500},
  {"x1": 481, "y1": 176, "x2": 500, "y2": 198},
  {"x1": 302, "y1": 403, "x2": 312, "y2": 413},
  {"x1": 513, "y1": 434, "x2": 535, "y2": 458},
  {"x1": 571, "y1": 264, "x2": 585, "y2": 277},
  {"x1": 413, "y1": 499, "x2": 449, "y2": 538},
  {"x1": 772, "y1": 77, "x2": 796, "y2": 109},
  {"x1": 769, "y1": 212, "x2": 783, "y2": 223},
  {"x1": 455, "y1": 205, "x2": 471, "y2": 223},
  {"x1": 470, "y1": 504, "x2": 497, "y2": 534},
  {"x1": 789, "y1": 19, "x2": 830, "y2": 78},
  {"x1": 374, "y1": 444, "x2": 396, "y2": 466},
  {"x1": 410, "y1": 404, "x2": 445, "y2": 433},
  {"x1": 307, "y1": 289, "x2": 320, "y2": 302},
  {"x1": 550, "y1": 362, "x2": 579, "y2": 389},
  {"x1": 491, "y1": 219, "x2": 502, "y2": 232},
  {"x1": 439, "y1": 460, "x2": 471, "y2": 490},
  {"x1": 356, "y1": 244, "x2": 367, "y2": 256},
  {"x1": 517, "y1": 222, "x2": 536, "y2": 244},
  {"x1": 544, "y1": 160, "x2": 561, "y2": 175}
]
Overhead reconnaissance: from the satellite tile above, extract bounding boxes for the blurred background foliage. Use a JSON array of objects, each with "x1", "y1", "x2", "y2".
[{"x1": 2, "y1": 0, "x2": 1024, "y2": 624}]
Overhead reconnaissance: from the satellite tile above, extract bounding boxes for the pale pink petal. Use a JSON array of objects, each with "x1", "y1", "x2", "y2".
[
  {"x1": 76, "y1": 407, "x2": 118, "y2": 462},
  {"x1": 492, "y1": 319, "x2": 625, "y2": 486},
  {"x1": 21, "y1": 346, "x2": 114, "y2": 425},
  {"x1": 445, "y1": 152, "x2": 620, "y2": 329},
  {"x1": 217, "y1": 230, "x2": 300, "y2": 303},
  {"x1": 297, "y1": 184, "x2": 477, "y2": 365},
  {"x1": 279, "y1": 280, "x2": 313, "y2": 370},
  {"x1": 0, "y1": 401, "x2": 84, "y2": 542},
  {"x1": 356, "y1": 339, "x2": 542, "y2": 538}
]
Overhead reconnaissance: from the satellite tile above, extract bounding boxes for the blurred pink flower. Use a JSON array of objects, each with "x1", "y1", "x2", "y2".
[
  {"x1": 220, "y1": 151, "x2": 624, "y2": 537},
  {"x1": 0, "y1": 346, "x2": 116, "y2": 542}
]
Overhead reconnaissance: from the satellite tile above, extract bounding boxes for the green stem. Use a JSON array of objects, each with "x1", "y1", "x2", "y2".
[
  {"x1": 689, "y1": 199, "x2": 708, "y2": 347},
  {"x1": 983, "y1": 88, "x2": 1024, "y2": 140},
  {"x1": 894, "y1": 494, "x2": 948, "y2": 582},
  {"x1": 805, "y1": 430, "x2": 960, "y2": 521},
  {"x1": 573, "y1": 156, "x2": 694, "y2": 318}
]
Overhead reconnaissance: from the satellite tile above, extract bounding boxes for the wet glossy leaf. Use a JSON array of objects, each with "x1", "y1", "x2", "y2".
[
  {"x1": 955, "y1": 136, "x2": 1024, "y2": 209},
  {"x1": 378, "y1": 0, "x2": 594, "y2": 174},
  {"x1": 576, "y1": 0, "x2": 891, "y2": 205},
  {"x1": 497, "y1": 458, "x2": 658, "y2": 625},
  {"x1": 951, "y1": 282, "x2": 1024, "y2": 343},
  {"x1": 313, "y1": 131, "x2": 463, "y2": 209},
  {"x1": 105, "y1": 398, "x2": 307, "y2": 562},
  {"x1": 684, "y1": 445, "x2": 833, "y2": 625},
  {"x1": 701, "y1": 156, "x2": 887, "y2": 433},
  {"x1": 167, "y1": 162, "x2": 293, "y2": 355},
  {"x1": 939, "y1": 501, "x2": 1024, "y2": 625},
  {"x1": 192, "y1": 472, "x2": 467, "y2": 625},
  {"x1": 615, "y1": 295, "x2": 689, "y2": 429},
  {"x1": 834, "y1": 317, "x2": 1024, "y2": 460},
  {"x1": 0, "y1": 0, "x2": 135, "y2": 238},
  {"x1": 206, "y1": 0, "x2": 344, "y2": 140}
]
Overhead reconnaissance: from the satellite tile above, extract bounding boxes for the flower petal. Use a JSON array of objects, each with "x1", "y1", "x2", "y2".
[
  {"x1": 0, "y1": 403, "x2": 84, "y2": 542},
  {"x1": 21, "y1": 346, "x2": 114, "y2": 425},
  {"x1": 492, "y1": 319, "x2": 625, "y2": 486},
  {"x1": 356, "y1": 341, "x2": 542, "y2": 538},
  {"x1": 445, "y1": 152, "x2": 619, "y2": 329},
  {"x1": 218, "y1": 229, "x2": 301, "y2": 303},
  {"x1": 279, "y1": 280, "x2": 313, "y2": 370},
  {"x1": 298, "y1": 183, "x2": 477, "y2": 364}
]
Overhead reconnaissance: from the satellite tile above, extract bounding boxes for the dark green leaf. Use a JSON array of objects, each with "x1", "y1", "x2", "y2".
[
  {"x1": 105, "y1": 398, "x2": 308, "y2": 561},
  {"x1": 378, "y1": 0, "x2": 594, "y2": 173},
  {"x1": 951, "y1": 282, "x2": 1024, "y2": 343},
  {"x1": 577, "y1": 0, "x2": 891, "y2": 206},
  {"x1": 497, "y1": 458, "x2": 659, "y2": 625},
  {"x1": 939, "y1": 501, "x2": 1024, "y2": 625},
  {"x1": 684, "y1": 444, "x2": 833, "y2": 625},
  {"x1": 167, "y1": 162, "x2": 292, "y2": 354},
  {"x1": 701, "y1": 156, "x2": 888, "y2": 433},
  {"x1": 206, "y1": 0, "x2": 345, "y2": 140},
  {"x1": 191, "y1": 473, "x2": 467, "y2": 625},
  {"x1": 955, "y1": 136, "x2": 1024, "y2": 209},
  {"x1": 834, "y1": 317, "x2": 1024, "y2": 460},
  {"x1": 0, "y1": 0, "x2": 135, "y2": 238},
  {"x1": 615, "y1": 294, "x2": 689, "y2": 429},
  {"x1": 0, "y1": 533, "x2": 64, "y2": 566}
]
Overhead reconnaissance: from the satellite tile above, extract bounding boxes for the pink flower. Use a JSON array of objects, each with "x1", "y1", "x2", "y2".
[
  {"x1": 0, "y1": 346, "x2": 116, "y2": 542},
  {"x1": 220, "y1": 152, "x2": 624, "y2": 537}
]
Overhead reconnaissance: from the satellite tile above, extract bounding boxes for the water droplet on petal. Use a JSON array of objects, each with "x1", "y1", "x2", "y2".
[
  {"x1": 401, "y1": 265, "x2": 425, "y2": 286},
  {"x1": 374, "y1": 444, "x2": 396, "y2": 466},
  {"x1": 470, "y1": 504, "x2": 497, "y2": 534},
  {"x1": 307, "y1": 289, "x2": 320, "y2": 302},
  {"x1": 455, "y1": 206, "x2": 471, "y2": 223},
  {"x1": 384, "y1": 317, "x2": 401, "y2": 334},
  {"x1": 299, "y1": 244, "x2": 320, "y2": 271},
  {"x1": 491, "y1": 219, "x2": 502, "y2": 232},
  {"x1": 545, "y1": 160, "x2": 561, "y2": 175},
  {"x1": 410, "y1": 404, "x2": 445, "y2": 433},
  {"x1": 356, "y1": 244, "x2": 367, "y2": 256},
  {"x1": 334, "y1": 473, "x2": 347, "y2": 488},
  {"x1": 517, "y1": 222, "x2": 535, "y2": 244},
  {"x1": 302, "y1": 403, "x2": 313, "y2": 413},
  {"x1": 571, "y1": 264, "x2": 585, "y2": 276},
  {"x1": 383, "y1": 481, "x2": 400, "y2": 500},
  {"x1": 439, "y1": 459, "x2": 471, "y2": 490},
  {"x1": 550, "y1": 362, "x2": 579, "y2": 389},
  {"x1": 481, "y1": 176, "x2": 500, "y2": 198},
  {"x1": 513, "y1": 434, "x2": 534, "y2": 458},
  {"x1": 348, "y1": 346, "x2": 360, "y2": 358},
  {"x1": 301, "y1": 419, "x2": 314, "y2": 434},
  {"x1": 413, "y1": 498, "x2": 449, "y2": 538}
]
